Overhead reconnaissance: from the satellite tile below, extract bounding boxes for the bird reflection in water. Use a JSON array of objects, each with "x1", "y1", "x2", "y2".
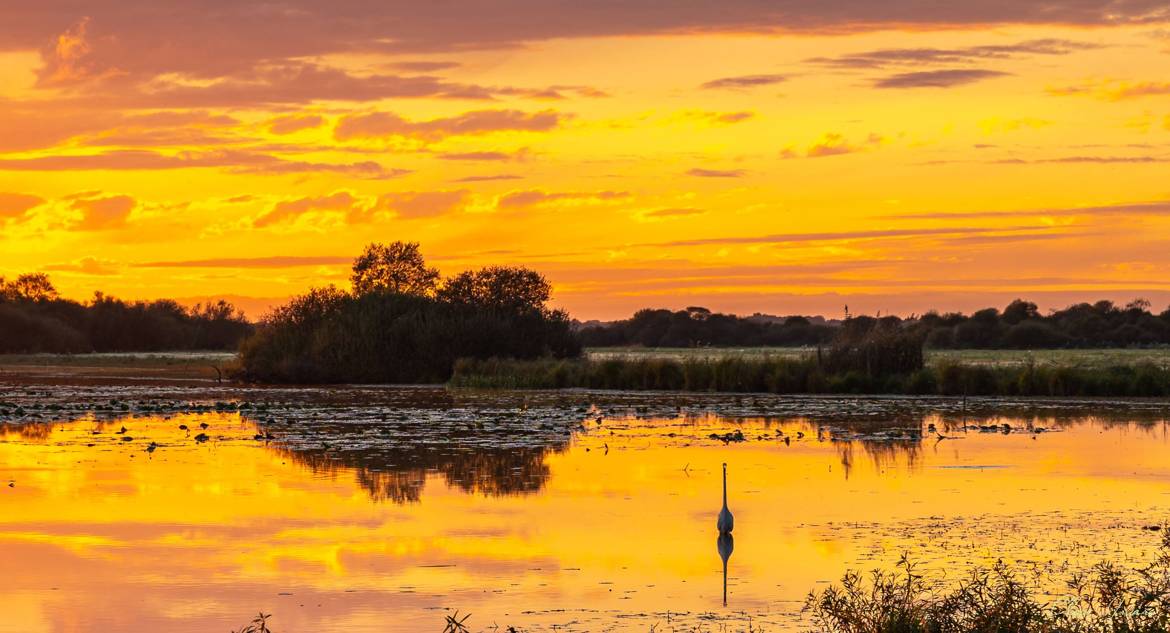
[{"x1": 718, "y1": 532, "x2": 734, "y2": 607}]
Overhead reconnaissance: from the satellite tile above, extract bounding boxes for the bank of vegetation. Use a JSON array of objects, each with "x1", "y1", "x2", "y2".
[
  {"x1": 453, "y1": 317, "x2": 1170, "y2": 397},
  {"x1": 581, "y1": 299, "x2": 1170, "y2": 350},
  {"x1": 234, "y1": 242, "x2": 579, "y2": 383},
  {"x1": 0, "y1": 273, "x2": 252, "y2": 353},
  {"x1": 806, "y1": 531, "x2": 1170, "y2": 633}
]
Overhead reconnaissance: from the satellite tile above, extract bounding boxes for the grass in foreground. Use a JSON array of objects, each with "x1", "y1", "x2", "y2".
[
  {"x1": 450, "y1": 356, "x2": 1170, "y2": 397},
  {"x1": 806, "y1": 531, "x2": 1170, "y2": 633}
]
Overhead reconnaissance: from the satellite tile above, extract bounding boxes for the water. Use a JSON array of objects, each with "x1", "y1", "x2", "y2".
[{"x1": 1, "y1": 385, "x2": 1169, "y2": 632}]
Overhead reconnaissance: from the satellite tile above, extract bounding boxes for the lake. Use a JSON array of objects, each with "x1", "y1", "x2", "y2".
[{"x1": 2, "y1": 383, "x2": 1169, "y2": 632}]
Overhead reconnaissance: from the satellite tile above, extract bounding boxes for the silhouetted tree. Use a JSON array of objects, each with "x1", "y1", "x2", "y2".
[
  {"x1": 438, "y1": 266, "x2": 552, "y2": 314},
  {"x1": 350, "y1": 241, "x2": 439, "y2": 297},
  {"x1": 0, "y1": 273, "x2": 58, "y2": 302}
]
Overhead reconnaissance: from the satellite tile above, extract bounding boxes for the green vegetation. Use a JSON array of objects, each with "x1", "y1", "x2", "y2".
[
  {"x1": 0, "y1": 273, "x2": 252, "y2": 353},
  {"x1": 235, "y1": 242, "x2": 579, "y2": 383},
  {"x1": 806, "y1": 532, "x2": 1170, "y2": 633}
]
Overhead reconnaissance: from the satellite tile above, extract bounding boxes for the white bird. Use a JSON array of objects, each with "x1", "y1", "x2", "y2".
[{"x1": 717, "y1": 462, "x2": 734, "y2": 534}]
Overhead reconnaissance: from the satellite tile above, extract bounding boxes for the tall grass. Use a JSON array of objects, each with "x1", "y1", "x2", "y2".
[
  {"x1": 450, "y1": 356, "x2": 1170, "y2": 397},
  {"x1": 806, "y1": 531, "x2": 1170, "y2": 633}
]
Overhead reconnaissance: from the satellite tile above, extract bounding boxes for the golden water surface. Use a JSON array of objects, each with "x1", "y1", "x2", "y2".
[{"x1": 1, "y1": 391, "x2": 1169, "y2": 632}]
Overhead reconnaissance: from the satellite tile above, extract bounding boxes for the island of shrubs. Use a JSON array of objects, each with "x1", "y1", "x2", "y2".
[
  {"x1": 0, "y1": 273, "x2": 252, "y2": 353},
  {"x1": 234, "y1": 242, "x2": 580, "y2": 383}
]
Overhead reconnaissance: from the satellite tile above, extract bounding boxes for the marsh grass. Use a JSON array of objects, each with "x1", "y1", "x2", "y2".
[
  {"x1": 450, "y1": 356, "x2": 1170, "y2": 397},
  {"x1": 805, "y1": 531, "x2": 1170, "y2": 633}
]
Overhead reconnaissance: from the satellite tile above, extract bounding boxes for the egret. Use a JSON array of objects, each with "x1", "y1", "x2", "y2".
[{"x1": 717, "y1": 463, "x2": 734, "y2": 534}]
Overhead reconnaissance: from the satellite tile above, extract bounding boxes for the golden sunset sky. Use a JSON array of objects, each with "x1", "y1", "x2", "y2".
[{"x1": 2, "y1": 3, "x2": 1169, "y2": 319}]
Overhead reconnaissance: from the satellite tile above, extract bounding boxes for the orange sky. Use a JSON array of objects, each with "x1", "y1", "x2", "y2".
[{"x1": 2, "y1": 4, "x2": 1170, "y2": 319}]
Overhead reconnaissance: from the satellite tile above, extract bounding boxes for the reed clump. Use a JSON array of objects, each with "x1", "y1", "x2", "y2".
[{"x1": 805, "y1": 530, "x2": 1170, "y2": 633}]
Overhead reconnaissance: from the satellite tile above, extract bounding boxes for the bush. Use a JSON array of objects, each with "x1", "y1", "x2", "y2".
[
  {"x1": 237, "y1": 290, "x2": 581, "y2": 384},
  {"x1": 806, "y1": 531, "x2": 1170, "y2": 633}
]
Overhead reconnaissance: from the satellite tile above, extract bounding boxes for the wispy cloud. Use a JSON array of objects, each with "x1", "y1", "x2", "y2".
[
  {"x1": 1047, "y1": 79, "x2": 1170, "y2": 100},
  {"x1": 686, "y1": 168, "x2": 747, "y2": 178},
  {"x1": 334, "y1": 109, "x2": 567, "y2": 141},
  {"x1": 646, "y1": 225, "x2": 1054, "y2": 247},
  {"x1": 135, "y1": 256, "x2": 353, "y2": 268},
  {"x1": 808, "y1": 39, "x2": 1101, "y2": 70},
  {"x1": 700, "y1": 74, "x2": 786, "y2": 90},
  {"x1": 884, "y1": 199, "x2": 1170, "y2": 220},
  {"x1": 874, "y1": 69, "x2": 1010, "y2": 88}
]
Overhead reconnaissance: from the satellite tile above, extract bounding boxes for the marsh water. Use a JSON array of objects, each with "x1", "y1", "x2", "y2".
[{"x1": 2, "y1": 384, "x2": 1170, "y2": 632}]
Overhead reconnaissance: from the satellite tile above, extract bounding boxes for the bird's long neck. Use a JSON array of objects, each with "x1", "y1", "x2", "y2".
[{"x1": 722, "y1": 466, "x2": 728, "y2": 508}]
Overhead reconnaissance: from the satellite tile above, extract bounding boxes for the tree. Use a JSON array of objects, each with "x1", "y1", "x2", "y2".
[
  {"x1": 1002, "y1": 299, "x2": 1039, "y2": 325},
  {"x1": 350, "y1": 242, "x2": 439, "y2": 297},
  {"x1": 0, "y1": 273, "x2": 59, "y2": 302},
  {"x1": 438, "y1": 266, "x2": 552, "y2": 313}
]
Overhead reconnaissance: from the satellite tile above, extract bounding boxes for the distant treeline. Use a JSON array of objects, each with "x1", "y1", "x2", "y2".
[
  {"x1": 235, "y1": 242, "x2": 580, "y2": 383},
  {"x1": 580, "y1": 299, "x2": 1170, "y2": 349},
  {"x1": 0, "y1": 273, "x2": 253, "y2": 353}
]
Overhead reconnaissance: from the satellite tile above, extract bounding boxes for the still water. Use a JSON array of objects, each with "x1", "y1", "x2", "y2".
[{"x1": 1, "y1": 385, "x2": 1169, "y2": 632}]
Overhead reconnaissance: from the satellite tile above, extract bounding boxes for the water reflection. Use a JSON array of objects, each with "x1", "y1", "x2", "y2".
[
  {"x1": 717, "y1": 532, "x2": 734, "y2": 607},
  {"x1": 279, "y1": 445, "x2": 564, "y2": 503}
]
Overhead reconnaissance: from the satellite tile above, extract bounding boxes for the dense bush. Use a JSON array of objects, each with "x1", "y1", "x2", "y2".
[
  {"x1": 0, "y1": 274, "x2": 252, "y2": 353},
  {"x1": 235, "y1": 243, "x2": 581, "y2": 384},
  {"x1": 237, "y1": 291, "x2": 580, "y2": 384}
]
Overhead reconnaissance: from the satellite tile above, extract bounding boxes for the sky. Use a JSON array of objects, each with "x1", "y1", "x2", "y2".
[{"x1": 1, "y1": 2, "x2": 1170, "y2": 320}]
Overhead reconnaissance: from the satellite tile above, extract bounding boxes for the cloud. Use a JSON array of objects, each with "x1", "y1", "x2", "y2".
[
  {"x1": 334, "y1": 109, "x2": 567, "y2": 142},
  {"x1": 43, "y1": 256, "x2": 122, "y2": 275},
  {"x1": 700, "y1": 74, "x2": 787, "y2": 90},
  {"x1": 1047, "y1": 80, "x2": 1170, "y2": 100},
  {"x1": 873, "y1": 69, "x2": 1010, "y2": 88},
  {"x1": 374, "y1": 190, "x2": 471, "y2": 219},
  {"x1": 497, "y1": 189, "x2": 630, "y2": 210},
  {"x1": 978, "y1": 117, "x2": 1052, "y2": 134},
  {"x1": 886, "y1": 199, "x2": 1170, "y2": 220},
  {"x1": 784, "y1": 132, "x2": 884, "y2": 158},
  {"x1": 135, "y1": 256, "x2": 353, "y2": 268},
  {"x1": 640, "y1": 207, "x2": 706, "y2": 219},
  {"x1": 686, "y1": 168, "x2": 747, "y2": 178},
  {"x1": 807, "y1": 38, "x2": 1101, "y2": 70},
  {"x1": 437, "y1": 148, "x2": 531, "y2": 161},
  {"x1": 0, "y1": 149, "x2": 410, "y2": 179},
  {"x1": 69, "y1": 193, "x2": 136, "y2": 230},
  {"x1": 385, "y1": 60, "x2": 462, "y2": 72},
  {"x1": 452, "y1": 174, "x2": 524, "y2": 182},
  {"x1": 647, "y1": 225, "x2": 1053, "y2": 247},
  {"x1": 5, "y1": 4, "x2": 1163, "y2": 89},
  {"x1": 253, "y1": 192, "x2": 360, "y2": 228},
  {"x1": 268, "y1": 114, "x2": 326, "y2": 134},
  {"x1": 679, "y1": 110, "x2": 756, "y2": 125},
  {"x1": 0, "y1": 193, "x2": 45, "y2": 219}
]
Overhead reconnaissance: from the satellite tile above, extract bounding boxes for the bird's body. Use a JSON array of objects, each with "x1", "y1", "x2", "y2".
[{"x1": 717, "y1": 462, "x2": 734, "y2": 534}]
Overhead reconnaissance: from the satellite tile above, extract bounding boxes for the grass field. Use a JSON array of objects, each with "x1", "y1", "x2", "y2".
[{"x1": 586, "y1": 346, "x2": 1170, "y2": 368}]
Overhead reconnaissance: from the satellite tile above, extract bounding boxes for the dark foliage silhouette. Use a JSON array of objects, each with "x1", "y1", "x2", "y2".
[
  {"x1": 236, "y1": 245, "x2": 580, "y2": 383},
  {"x1": 0, "y1": 274, "x2": 252, "y2": 353}
]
